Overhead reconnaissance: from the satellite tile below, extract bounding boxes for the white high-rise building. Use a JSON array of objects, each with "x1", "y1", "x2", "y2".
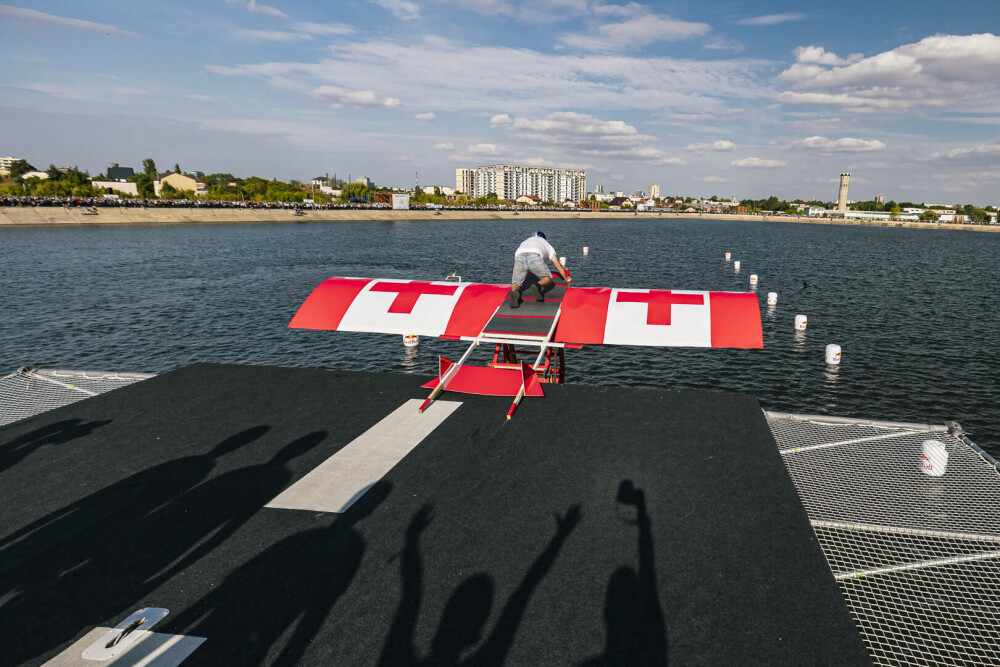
[
  {"x1": 457, "y1": 164, "x2": 586, "y2": 202},
  {"x1": 649, "y1": 184, "x2": 660, "y2": 200},
  {"x1": 455, "y1": 168, "x2": 474, "y2": 195},
  {"x1": 0, "y1": 156, "x2": 22, "y2": 174}
]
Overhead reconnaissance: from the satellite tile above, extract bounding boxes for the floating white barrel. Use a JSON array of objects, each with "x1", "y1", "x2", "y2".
[
  {"x1": 402, "y1": 334, "x2": 419, "y2": 347},
  {"x1": 825, "y1": 344, "x2": 841, "y2": 365},
  {"x1": 794, "y1": 314, "x2": 808, "y2": 331},
  {"x1": 734, "y1": 260, "x2": 740, "y2": 271},
  {"x1": 749, "y1": 274, "x2": 758, "y2": 286},
  {"x1": 559, "y1": 256, "x2": 566, "y2": 266},
  {"x1": 725, "y1": 252, "x2": 731, "y2": 261},
  {"x1": 767, "y1": 292, "x2": 778, "y2": 305},
  {"x1": 920, "y1": 439, "x2": 949, "y2": 476},
  {"x1": 583, "y1": 246, "x2": 589, "y2": 255}
]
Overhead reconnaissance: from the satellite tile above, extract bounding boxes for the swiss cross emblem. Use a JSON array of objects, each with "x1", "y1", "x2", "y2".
[
  {"x1": 614, "y1": 291, "x2": 705, "y2": 326},
  {"x1": 369, "y1": 282, "x2": 459, "y2": 314}
]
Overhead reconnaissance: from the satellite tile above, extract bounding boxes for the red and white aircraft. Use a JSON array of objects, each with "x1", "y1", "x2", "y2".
[{"x1": 289, "y1": 276, "x2": 762, "y2": 417}]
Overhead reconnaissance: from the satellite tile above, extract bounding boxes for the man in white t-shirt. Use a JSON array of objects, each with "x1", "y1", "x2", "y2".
[{"x1": 509, "y1": 231, "x2": 572, "y2": 308}]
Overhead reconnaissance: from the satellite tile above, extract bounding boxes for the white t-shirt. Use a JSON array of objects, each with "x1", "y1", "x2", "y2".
[{"x1": 515, "y1": 236, "x2": 556, "y2": 259}]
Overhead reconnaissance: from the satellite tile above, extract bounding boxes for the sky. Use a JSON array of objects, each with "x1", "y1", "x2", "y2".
[{"x1": 1, "y1": 0, "x2": 999, "y2": 204}]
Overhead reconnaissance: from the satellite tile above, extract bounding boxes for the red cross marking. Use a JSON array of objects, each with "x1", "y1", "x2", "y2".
[
  {"x1": 615, "y1": 290, "x2": 705, "y2": 326},
  {"x1": 369, "y1": 282, "x2": 459, "y2": 314}
]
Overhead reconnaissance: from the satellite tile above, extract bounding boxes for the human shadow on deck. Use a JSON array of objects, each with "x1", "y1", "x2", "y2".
[
  {"x1": 579, "y1": 480, "x2": 668, "y2": 667},
  {"x1": 165, "y1": 480, "x2": 392, "y2": 666},
  {"x1": 379, "y1": 502, "x2": 582, "y2": 667},
  {"x1": 0, "y1": 427, "x2": 323, "y2": 665},
  {"x1": 0, "y1": 418, "x2": 111, "y2": 472}
]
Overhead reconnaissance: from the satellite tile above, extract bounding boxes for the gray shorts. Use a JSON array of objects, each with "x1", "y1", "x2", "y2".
[{"x1": 511, "y1": 252, "x2": 551, "y2": 285}]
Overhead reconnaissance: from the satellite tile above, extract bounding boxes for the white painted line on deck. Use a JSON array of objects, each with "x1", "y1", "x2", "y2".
[
  {"x1": 266, "y1": 399, "x2": 462, "y2": 514},
  {"x1": 43, "y1": 629, "x2": 205, "y2": 666}
]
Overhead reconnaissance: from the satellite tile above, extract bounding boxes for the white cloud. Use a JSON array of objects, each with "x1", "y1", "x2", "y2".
[
  {"x1": 433, "y1": 142, "x2": 455, "y2": 150},
  {"x1": 491, "y1": 111, "x2": 683, "y2": 166},
  {"x1": 793, "y1": 46, "x2": 862, "y2": 66},
  {"x1": 226, "y1": 0, "x2": 287, "y2": 19},
  {"x1": 237, "y1": 29, "x2": 302, "y2": 43},
  {"x1": 370, "y1": 0, "x2": 420, "y2": 19},
  {"x1": 207, "y1": 36, "x2": 771, "y2": 119},
  {"x1": 467, "y1": 143, "x2": 499, "y2": 155},
  {"x1": 778, "y1": 33, "x2": 1000, "y2": 112},
  {"x1": 736, "y1": 13, "x2": 808, "y2": 27},
  {"x1": 704, "y1": 37, "x2": 745, "y2": 53},
  {"x1": 730, "y1": 157, "x2": 787, "y2": 168},
  {"x1": 290, "y1": 22, "x2": 354, "y2": 36},
  {"x1": 0, "y1": 4, "x2": 139, "y2": 38},
  {"x1": 490, "y1": 113, "x2": 512, "y2": 127},
  {"x1": 685, "y1": 140, "x2": 736, "y2": 152},
  {"x1": 559, "y1": 11, "x2": 711, "y2": 50},
  {"x1": 695, "y1": 176, "x2": 731, "y2": 182},
  {"x1": 927, "y1": 142, "x2": 1000, "y2": 160},
  {"x1": 796, "y1": 136, "x2": 887, "y2": 152},
  {"x1": 414, "y1": 112, "x2": 436, "y2": 121},
  {"x1": 598, "y1": 15, "x2": 711, "y2": 45},
  {"x1": 313, "y1": 85, "x2": 402, "y2": 109},
  {"x1": 19, "y1": 82, "x2": 149, "y2": 102}
]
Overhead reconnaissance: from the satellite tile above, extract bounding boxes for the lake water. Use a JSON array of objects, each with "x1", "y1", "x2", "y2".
[{"x1": 2, "y1": 218, "x2": 997, "y2": 455}]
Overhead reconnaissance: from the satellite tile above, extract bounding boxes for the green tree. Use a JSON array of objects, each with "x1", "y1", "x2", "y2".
[
  {"x1": 7, "y1": 159, "x2": 34, "y2": 180},
  {"x1": 891, "y1": 204, "x2": 901, "y2": 220},
  {"x1": 339, "y1": 182, "x2": 371, "y2": 201},
  {"x1": 919, "y1": 209, "x2": 939, "y2": 221},
  {"x1": 160, "y1": 182, "x2": 181, "y2": 199},
  {"x1": 433, "y1": 186, "x2": 441, "y2": 197},
  {"x1": 142, "y1": 158, "x2": 157, "y2": 177},
  {"x1": 174, "y1": 163, "x2": 181, "y2": 174},
  {"x1": 133, "y1": 174, "x2": 154, "y2": 198}
]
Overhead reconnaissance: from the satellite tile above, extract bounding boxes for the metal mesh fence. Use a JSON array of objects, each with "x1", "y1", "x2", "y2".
[
  {"x1": 0, "y1": 367, "x2": 153, "y2": 427},
  {"x1": 767, "y1": 412, "x2": 1000, "y2": 666}
]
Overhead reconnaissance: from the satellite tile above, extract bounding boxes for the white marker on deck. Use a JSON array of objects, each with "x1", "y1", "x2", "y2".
[{"x1": 266, "y1": 399, "x2": 461, "y2": 514}]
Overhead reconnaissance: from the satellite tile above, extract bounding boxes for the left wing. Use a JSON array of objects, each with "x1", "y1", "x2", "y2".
[{"x1": 288, "y1": 277, "x2": 508, "y2": 338}]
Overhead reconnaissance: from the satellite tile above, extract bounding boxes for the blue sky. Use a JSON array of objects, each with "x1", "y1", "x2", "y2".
[{"x1": 1, "y1": 0, "x2": 998, "y2": 204}]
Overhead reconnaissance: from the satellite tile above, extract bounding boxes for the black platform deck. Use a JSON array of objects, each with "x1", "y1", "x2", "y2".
[
  {"x1": 0, "y1": 364, "x2": 870, "y2": 665},
  {"x1": 483, "y1": 284, "x2": 565, "y2": 338}
]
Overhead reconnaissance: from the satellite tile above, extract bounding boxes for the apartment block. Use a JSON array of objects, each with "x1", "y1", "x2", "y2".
[{"x1": 457, "y1": 164, "x2": 586, "y2": 202}]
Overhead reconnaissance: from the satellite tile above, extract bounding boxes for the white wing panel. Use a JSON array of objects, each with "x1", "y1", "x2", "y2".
[
  {"x1": 603, "y1": 289, "x2": 712, "y2": 347},
  {"x1": 338, "y1": 279, "x2": 467, "y2": 336}
]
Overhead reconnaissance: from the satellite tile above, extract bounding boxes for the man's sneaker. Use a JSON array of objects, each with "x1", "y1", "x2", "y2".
[
  {"x1": 529, "y1": 283, "x2": 545, "y2": 302},
  {"x1": 509, "y1": 288, "x2": 522, "y2": 308}
]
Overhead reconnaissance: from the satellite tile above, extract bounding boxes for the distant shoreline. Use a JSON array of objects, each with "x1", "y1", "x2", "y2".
[{"x1": 2, "y1": 206, "x2": 998, "y2": 232}]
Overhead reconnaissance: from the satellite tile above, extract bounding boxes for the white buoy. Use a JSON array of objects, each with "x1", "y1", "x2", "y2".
[
  {"x1": 749, "y1": 274, "x2": 758, "y2": 286},
  {"x1": 767, "y1": 292, "x2": 778, "y2": 305},
  {"x1": 559, "y1": 256, "x2": 566, "y2": 266},
  {"x1": 825, "y1": 344, "x2": 841, "y2": 365},
  {"x1": 403, "y1": 334, "x2": 419, "y2": 347},
  {"x1": 734, "y1": 260, "x2": 741, "y2": 271},
  {"x1": 794, "y1": 314, "x2": 808, "y2": 331},
  {"x1": 920, "y1": 439, "x2": 949, "y2": 476},
  {"x1": 725, "y1": 251, "x2": 731, "y2": 261},
  {"x1": 583, "y1": 246, "x2": 589, "y2": 256}
]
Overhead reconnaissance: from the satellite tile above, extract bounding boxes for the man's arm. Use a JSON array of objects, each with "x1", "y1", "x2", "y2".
[{"x1": 550, "y1": 255, "x2": 572, "y2": 283}]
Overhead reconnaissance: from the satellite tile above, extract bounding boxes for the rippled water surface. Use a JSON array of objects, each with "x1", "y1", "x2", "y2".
[{"x1": 2, "y1": 218, "x2": 997, "y2": 454}]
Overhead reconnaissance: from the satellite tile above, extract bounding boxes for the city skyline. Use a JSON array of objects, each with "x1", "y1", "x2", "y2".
[{"x1": 1, "y1": 1, "x2": 998, "y2": 204}]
